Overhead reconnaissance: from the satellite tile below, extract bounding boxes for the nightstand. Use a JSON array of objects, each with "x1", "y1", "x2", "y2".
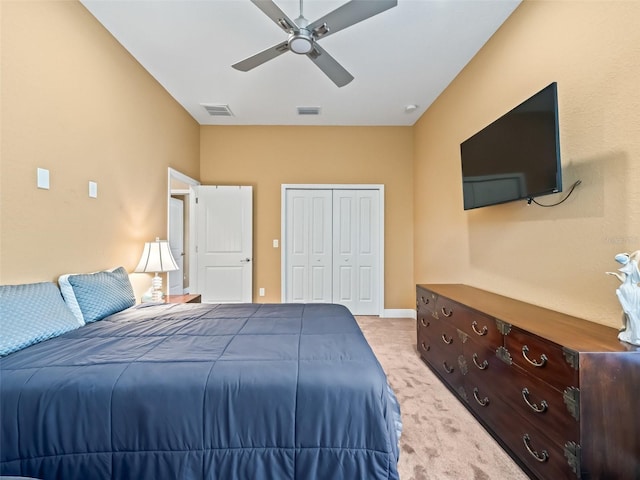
[{"x1": 165, "y1": 294, "x2": 201, "y2": 304}]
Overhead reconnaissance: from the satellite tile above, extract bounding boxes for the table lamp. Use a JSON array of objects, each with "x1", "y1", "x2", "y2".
[{"x1": 134, "y1": 237, "x2": 179, "y2": 302}]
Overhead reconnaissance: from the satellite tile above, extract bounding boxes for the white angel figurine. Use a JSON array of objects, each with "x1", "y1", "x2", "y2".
[{"x1": 606, "y1": 250, "x2": 640, "y2": 346}]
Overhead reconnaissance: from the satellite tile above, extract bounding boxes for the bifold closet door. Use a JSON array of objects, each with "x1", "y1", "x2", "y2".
[
  {"x1": 333, "y1": 190, "x2": 379, "y2": 315},
  {"x1": 285, "y1": 189, "x2": 333, "y2": 303},
  {"x1": 284, "y1": 188, "x2": 380, "y2": 315}
]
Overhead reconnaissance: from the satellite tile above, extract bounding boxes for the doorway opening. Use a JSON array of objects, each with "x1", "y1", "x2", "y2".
[{"x1": 167, "y1": 168, "x2": 200, "y2": 295}]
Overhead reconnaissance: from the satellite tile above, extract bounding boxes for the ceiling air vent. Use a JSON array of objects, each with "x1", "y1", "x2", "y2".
[
  {"x1": 202, "y1": 104, "x2": 234, "y2": 117},
  {"x1": 297, "y1": 106, "x2": 321, "y2": 116}
]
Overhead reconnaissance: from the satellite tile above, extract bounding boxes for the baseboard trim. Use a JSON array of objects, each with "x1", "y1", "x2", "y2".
[{"x1": 381, "y1": 309, "x2": 416, "y2": 319}]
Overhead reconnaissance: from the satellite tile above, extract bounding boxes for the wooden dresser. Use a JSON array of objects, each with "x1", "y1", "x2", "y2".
[{"x1": 416, "y1": 284, "x2": 640, "y2": 480}]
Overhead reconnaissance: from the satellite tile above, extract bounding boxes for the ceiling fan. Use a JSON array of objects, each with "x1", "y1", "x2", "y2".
[{"x1": 232, "y1": 0, "x2": 398, "y2": 87}]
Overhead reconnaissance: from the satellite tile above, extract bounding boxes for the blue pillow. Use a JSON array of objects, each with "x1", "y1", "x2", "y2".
[
  {"x1": 0, "y1": 282, "x2": 81, "y2": 356},
  {"x1": 58, "y1": 267, "x2": 135, "y2": 324}
]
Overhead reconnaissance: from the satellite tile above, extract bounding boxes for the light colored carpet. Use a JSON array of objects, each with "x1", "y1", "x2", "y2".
[{"x1": 356, "y1": 316, "x2": 530, "y2": 480}]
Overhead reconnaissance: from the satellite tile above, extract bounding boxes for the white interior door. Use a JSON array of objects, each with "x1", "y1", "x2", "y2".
[
  {"x1": 285, "y1": 189, "x2": 332, "y2": 303},
  {"x1": 168, "y1": 197, "x2": 184, "y2": 295},
  {"x1": 194, "y1": 186, "x2": 253, "y2": 303},
  {"x1": 333, "y1": 190, "x2": 379, "y2": 315}
]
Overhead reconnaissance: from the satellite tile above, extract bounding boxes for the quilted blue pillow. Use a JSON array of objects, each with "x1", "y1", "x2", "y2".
[
  {"x1": 0, "y1": 282, "x2": 81, "y2": 356},
  {"x1": 59, "y1": 267, "x2": 135, "y2": 324}
]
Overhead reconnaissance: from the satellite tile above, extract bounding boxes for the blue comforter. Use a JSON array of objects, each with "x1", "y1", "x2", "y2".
[{"x1": 1, "y1": 303, "x2": 400, "y2": 480}]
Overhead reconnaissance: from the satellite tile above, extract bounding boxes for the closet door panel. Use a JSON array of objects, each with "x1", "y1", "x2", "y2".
[
  {"x1": 332, "y1": 190, "x2": 379, "y2": 315},
  {"x1": 285, "y1": 189, "x2": 332, "y2": 303}
]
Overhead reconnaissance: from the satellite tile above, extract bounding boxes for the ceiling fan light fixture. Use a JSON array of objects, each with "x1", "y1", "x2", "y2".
[{"x1": 289, "y1": 30, "x2": 313, "y2": 54}]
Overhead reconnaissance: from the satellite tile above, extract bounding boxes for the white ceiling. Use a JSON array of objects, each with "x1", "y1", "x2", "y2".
[{"x1": 81, "y1": 0, "x2": 521, "y2": 126}]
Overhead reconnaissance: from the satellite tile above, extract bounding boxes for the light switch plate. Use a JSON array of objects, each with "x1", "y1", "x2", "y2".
[
  {"x1": 37, "y1": 168, "x2": 50, "y2": 189},
  {"x1": 273, "y1": 239, "x2": 279, "y2": 248},
  {"x1": 89, "y1": 181, "x2": 98, "y2": 198}
]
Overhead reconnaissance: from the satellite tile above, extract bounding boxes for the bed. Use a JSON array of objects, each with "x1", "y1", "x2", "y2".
[{"x1": 0, "y1": 300, "x2": 401, "y2": 480}]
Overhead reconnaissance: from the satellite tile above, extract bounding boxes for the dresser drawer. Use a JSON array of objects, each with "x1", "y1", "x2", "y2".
[
  {"x1": 463, "y1": 342, "x2": 497, "y2": 376},
  {"x1": 435, "y1": 296, "x2": 503, "y2": 351},
  {"x1": 416, "y1": 286, "x2": 438, "y2": 315},
  {"x1": 429, "y1": 347, "x2": 465, "y2": 390},
  {"x1": 417, "y1": 310, "x2": 433, "y2": 336},
  {"x1": 496, "y1": 415, "x2": 579, "y2": 480},
  {"x1": 417, "y1": 339, "x2": 465, "y2": 394},
  {"x1": 504, "y1": 327, "x2": 579, "y2": 392},
  {"x1": 489, "y1": 358, "x2": 579, "y2": 449}
]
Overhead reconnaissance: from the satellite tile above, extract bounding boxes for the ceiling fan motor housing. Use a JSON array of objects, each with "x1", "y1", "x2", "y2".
[{"x1": 288, "y1": 29, "x2": 313, "y2": 54}]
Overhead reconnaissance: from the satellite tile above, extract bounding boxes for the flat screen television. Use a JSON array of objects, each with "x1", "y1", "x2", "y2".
[{"x1": 460, "y1": 82, "x2": 562, "y2": 210}]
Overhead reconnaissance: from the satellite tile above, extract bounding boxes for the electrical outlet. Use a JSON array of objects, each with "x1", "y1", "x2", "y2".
[
  {"x1": 259, "y1": 288, "x2": 265, "y2": 297},
  {"x1": 273, "y1": 239, "x2": 279, "y2": 248}
]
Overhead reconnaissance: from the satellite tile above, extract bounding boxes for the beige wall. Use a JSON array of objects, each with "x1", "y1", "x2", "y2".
[
  {"x1": 200, "y1": 126, "x2": 414, "y2": 310},
  {"x1": 0, "y1": 1, "x2": 200, "y2": 297},
  {"x1": 4, "y1": 1, "x2": 638, "y2": 324},
  {"x1": 414, "y1": 0, "x2": 640, "y2": 328}
]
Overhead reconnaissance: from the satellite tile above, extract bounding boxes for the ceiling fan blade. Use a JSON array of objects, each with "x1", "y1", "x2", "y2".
[
  {"x1": 250, "y1": 0, "x2": 298, "y2": 32},
  {"x1": 232, "y1": 41, "x2": 289, "y2": 72},
  {"x1": 308, "y1": 0, "x2": 397, "y2": 39},
  {"x1": 306, "y1": 44, "x2": 354, "y2": 88}
]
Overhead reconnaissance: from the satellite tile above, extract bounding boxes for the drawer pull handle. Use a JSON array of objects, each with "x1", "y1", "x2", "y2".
[
  {"x1": 420, "y1": 317, "x2": 430, "y2": 327},
  {"x1": 522, "y1": 345, "x2": 548, "y2": 367},
  {"x1": 522, "y1": 434, "x2": 549, "y2": 463},
  {"x1": 473, "y1": 387, "x2": 489, "y2": 406},
  {"x1": 421, "y1": 342, "x2": 430, "y2": 352},
  {"x1": 421, "y1": 296, "x2": 430, "y2": 305},
  {"x1": 442, "y1": 361, "x2": 454, "y2": 374},
  {"x1": 471, "y1": 321, "x2": 488, "y2": 336},
  {"x1": 441, "y1": 333, "x2": 453, "y2": 344},
  {"x1": 441, "y1": 306, "x2": 453, "y2": 317},
  {"x1": 522, "y1": 388, "x2": 548, "y2": 413},
  {"x1": 472, "y1": 353, "x2": 488, "y2": 370}
]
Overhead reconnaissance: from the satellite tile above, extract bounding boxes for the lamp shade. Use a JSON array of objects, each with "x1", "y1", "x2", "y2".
[{"x1": 134, "y1": 238, "x2": 179, "y2": 273}]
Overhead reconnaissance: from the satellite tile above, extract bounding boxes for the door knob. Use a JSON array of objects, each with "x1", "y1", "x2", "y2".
[{"x1": 240, "y1": 258, "x2": 251, "y2": 263}]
